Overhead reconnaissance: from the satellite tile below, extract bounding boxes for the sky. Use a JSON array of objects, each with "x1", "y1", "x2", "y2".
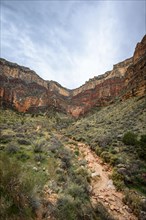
[{"x1": 0, "y1": 0, "x2": 146, "y2": 89}]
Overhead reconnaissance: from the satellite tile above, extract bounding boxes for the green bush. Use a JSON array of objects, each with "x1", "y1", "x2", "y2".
[
  {"x1": 109, "y1": 155, "x2": 119, "y2": 166},
  {"x1": 6, "y1": 144, "x2": 20, "y2": 154},
  {"x1": 122, "y1": 131, "x2": 137, "y2": 146},
  {"x1": 95, "y1": 146, "x2": 102, "y2": 156},
  {"x1": 0, "y1": 154, "x2": 46, "y2": 219},
  {"x1": 0, "y1": 135, "x2": 13, "y2": 144},
  {"x1": 54, "y1": 195, "x2": 79, "y2": 220},
  {"x1": 74, "y1": 149, "x2": 79, "y2": 156},
  {"x1": 100, "y1": 151, "x2": 111, "y2": 163},
  {"x1": 66, "y1": 183, "x2": 86, "y2": 200},
  {"x1": 34, "y1": 154, "x2": 45, "y2": 162},
  {"x1": 123, "y1": 190, "x2": 142, "y2": 216},
  {"x1": 136, "y1": 135, "x2": 146, "y2": 160},
  {"x1": 54, "y1": 193, "x2": 95, "y2": 220},
  {"x1": 94, "y1": 202, "x2": 115, "y2": 220},
  {"x1": 111, "y1": 168, "x2": 125, "y2": 191},
  {"x1": 17, "y1": 139, "x2": 31, "y2": 145},
  {"x1": 17, "y1": 152, "x2": 30, "y2": 161},
  {"x1": 34, "y1": 143, "x2": 43, "y2": 153}
]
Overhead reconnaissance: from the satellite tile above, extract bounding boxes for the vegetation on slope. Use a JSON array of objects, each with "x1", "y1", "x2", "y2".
[
  {"x1": 0, "y1": 109, "x2": 114, "y2": 220},
  {"x1": 64, "y1": 97, "x2": 146, "y2": 218},
  {"x1": 0, "y1": 96, "x2": 146, "y2": 219}
]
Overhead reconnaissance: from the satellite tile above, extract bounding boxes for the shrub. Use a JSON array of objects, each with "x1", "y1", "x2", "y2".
[
  {"x1": 59, "y1": 149, "x2": 72, "y2": 169},
  {"x1": 6, "y1": 145, "x2": 20, "y2": 154},
  {"x1": 0, "y1": 135, "x2": 13, "y2": 144},
  {"x1": 95, "y1": 146, "x2": 102, "y2": 156},
  {"x1": 17, "y1": 152, "x2": 30, "y2": 161},
  {"x1": 123, "y1": 190, "x2": 142, "y2": 217},
  {"x1": 74, "y1": 149, "x2": 79, "y2": 156},
  {"x1": 66, "y1": 183, "x2": 86, "y2": 200},
  {"x1": 100, "y1": 151, "x2": 111, "y2": 163},
  {"x1": 140, "y1": 135, "x2": 146, "y2": 145},
  {"x1": 54, "y1": 195, "x2": 78, "y2": 220},
  {"x1": 94, "y1": 202, "x2": 115, "y2": 220},
  {"x1": 110, "y1": 154, "x2": 120, "y2": 166},
  {"x1": 17, "y1": 139, "x2": 31, "y2": 145},
  {"x1": 34, "y1": 154, "x2": 45, "y2": 162},
  {"x1": 136, "y1": 135, "x2": 146, "y2": 160},
  {"x1": 54, "y1": 194, "x2": 94, "y2": 220},
  {"x1": 98, "y1": 136, "x2": 112, "y2": 148},
  {"x1": 122, "y1": 131, "x2": 137, "y2": 146},
  {"x1": 111, "y1": 168, "x2": 125, "y2": 191},
  {"x1": 34, "y1": 143, "x2": 43, "y2": 153},
  {"x1": 78, "y1": 159, "x2": 87, "y2": 166},
  {"x1": 0, "y1": 155, "x2": 39, "y2": 219}
]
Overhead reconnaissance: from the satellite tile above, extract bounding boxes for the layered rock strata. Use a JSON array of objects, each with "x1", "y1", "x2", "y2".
[{"x1": 0, "y1": 35, "x2": 146, "y2": 117}]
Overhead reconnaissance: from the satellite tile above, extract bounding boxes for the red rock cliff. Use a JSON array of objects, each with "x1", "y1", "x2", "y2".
[{"x1": 0, "y1": 35, "x2": 146, "y2": 117}]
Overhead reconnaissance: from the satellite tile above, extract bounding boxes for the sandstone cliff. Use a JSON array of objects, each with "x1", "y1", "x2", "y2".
[{"x1": 0, "y1": 35, "x2": 145, "y2": 117}]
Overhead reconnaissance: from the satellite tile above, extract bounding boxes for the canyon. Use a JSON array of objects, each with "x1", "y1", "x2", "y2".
[{"x1": 0, "y1": 35, "x2": 146, "y2": 117}]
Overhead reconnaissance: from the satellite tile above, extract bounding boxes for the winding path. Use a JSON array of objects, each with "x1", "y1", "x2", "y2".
[{"x1": 70, "y1": 141, "x2": 138, "y2": 220}]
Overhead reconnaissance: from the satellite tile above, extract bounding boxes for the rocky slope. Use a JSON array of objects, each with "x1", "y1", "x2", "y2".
[{"x1": 0, "y1": 35, "x2": 146, "y2": 117}]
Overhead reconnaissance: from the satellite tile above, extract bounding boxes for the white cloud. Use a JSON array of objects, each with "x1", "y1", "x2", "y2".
[{"x1": 1, "y1": 1, "x2": 145, "y2": 89}]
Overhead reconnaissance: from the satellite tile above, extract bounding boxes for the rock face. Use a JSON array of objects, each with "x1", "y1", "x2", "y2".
[{"x1": 0, "y1": 35, "x2": 146, "y2": 117}]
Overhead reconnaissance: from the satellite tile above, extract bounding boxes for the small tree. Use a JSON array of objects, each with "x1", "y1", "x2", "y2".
[{"x1": 122, "y1": 131, "x2": 137, "y2": 146}]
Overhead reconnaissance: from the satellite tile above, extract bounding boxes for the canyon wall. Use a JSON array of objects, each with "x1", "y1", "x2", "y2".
[{"x1": 0, "y1": 35, "x2": 146, "y2": 117}]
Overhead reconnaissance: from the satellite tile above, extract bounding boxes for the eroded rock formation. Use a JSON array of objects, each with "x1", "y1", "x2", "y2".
[{"x1": 0, "y1": 35, "x2": 146, "y2": 117}]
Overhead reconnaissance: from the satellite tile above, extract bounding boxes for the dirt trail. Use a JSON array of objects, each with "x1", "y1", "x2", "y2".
[{"x1": 73, "y1": 142, "x2": 137, "y2": 220}]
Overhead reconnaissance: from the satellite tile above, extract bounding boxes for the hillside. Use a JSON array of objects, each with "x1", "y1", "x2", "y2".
[
  {"x1": 0, "y1": 35, "x2": 146, "y2": 220},
  {"x1": 0, "y1": 35, "x2": 146, "y2": 117},
  {"x1": 0, "y1": 95, "x2": 146, "y2": 220}
]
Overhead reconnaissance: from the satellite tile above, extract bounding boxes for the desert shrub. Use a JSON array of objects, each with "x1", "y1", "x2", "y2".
[
  {"x1": 48, "y1": 144, "x2": 59, "y2": 153},
  {"x1": 74, "y1": 167, "x2": 89, "y2": 179},
  {"x1": 74, "y1": 135, "x2": 85, "y2": 142},
  {"x1": 54, "y1": 195, "x2": 79, "y2": 220},
  {"x1": 54, "y1": 194, "x2": 95, "y2": 220},
  {"x1": 16, "y1": 133, "x2": 25, "y2": 138},
  {"x1": 48, "y1": 137, "x2": 62, "y2": 153},
  {"x1": 109, "y1": 154, "x2": 120, "y2": 166},
  {"x1": 0, "y1": 134, "x2": 13, "y2": 144},
  {"x1": 34, "y1": 143, "x2": 43, "y2": 153},
  {"x1": 17, "y1": 152, "x2": 30, "y2": 161},
  {"x1": 94, "y1": 202, "x2": 115, "y2": 220},
  {"x1": 6, "y1": 144, "x2": 20, "y2": 154},
  {"x1": 66, "y1": 183, "x2": 87, "y2": 200},
  {"x1": 95, "y1": 146, "x2": 102, "y2": 156},
  {"x1": 0, "y1": 154, "x2": 41, "y2": 219},
  {"x1": 34, "y1": 154, "x2": 45, "y2": 162},
  {"x1": 78, "y1": 159, "x2": 87, "y2": 166},
  {"x1": 74, "y1": 149, "x2": 79, "y2": 156},
  {"x1": 58, "y1": 149, "x2": 72, "y2": 169},
  {"x1": 136, "y1": 135, "x2": 146, "y2": 160},
  {"x1": 122, "y1": 131, "x2": 137, "y2": 146},
  {"x1": 123, "y1": 190, "x2": 143, "y2": 217},
  {"x1": 140, "y1": 135, "x2": 146, "y2": 145},
  {"x1": 57, "y1": 173, "x2": 67, "y2": 183},
  {"x1": 47, "y1": 157, "x2": 58, "y2": 179},
  {"x1": 98, "y1": 136, "x2": 112, "y2": 148},
  {"x1": 61, "y1": 154, "x2": 71, "y2": 168},
  {"x1": 17, "y1": 139, "x2": 31, "y2": 145},
  {"x1": 100, "y1": 151, "x2": 111, "y2": 163},
  {"x1": 111, "y1": 168, "x2": 125, "y2": 191}
]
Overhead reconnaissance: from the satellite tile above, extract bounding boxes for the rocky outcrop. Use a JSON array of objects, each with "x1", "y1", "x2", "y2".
[
  {"x1": 0, "y1": 35, "x2": 146, "y2": 117},
  {"x1": 133, "y1": 35, "x2": 146, "y2": 64},
  {"x1": 0, "y1": 58, "x2": 48, "y2": 89},
  {"x1": 68, "y1": 58, "x2": 132, "y2": 117},
  {"x1": 122, "y1": 35, "x2": 146, "y2": 100},
  {"x1": 0, "y1": 74, "x2": 49, "y2": 113}
]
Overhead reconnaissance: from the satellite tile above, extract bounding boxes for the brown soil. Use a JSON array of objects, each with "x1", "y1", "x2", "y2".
[{"x1": 70, "y1": 141, "x2": 138, "y2": 220}]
